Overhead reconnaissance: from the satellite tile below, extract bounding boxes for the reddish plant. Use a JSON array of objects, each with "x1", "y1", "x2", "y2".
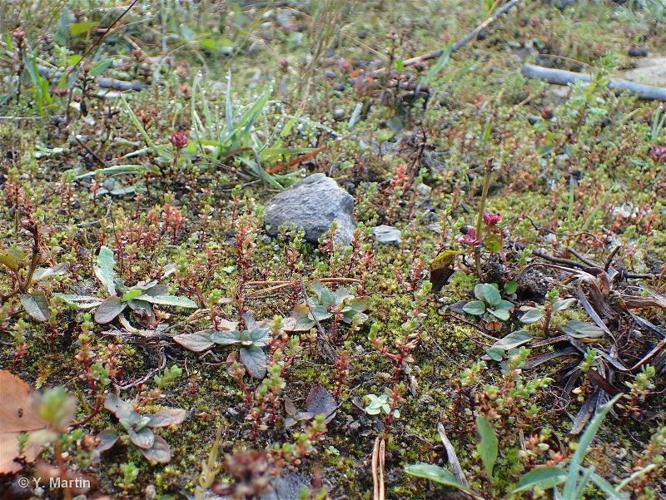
[
  {"x1": 458, "y1": 226, "x2": 481, "y2": 247},
  {"x1": 648, "y1": 145, "x2": 666, "y2": 162},
  {"x1": 482, "y1": 212, "x2": 502, "y2": 227},
  {"x1": 169, "y1": 130, "x2": 188, "y2": 149}
]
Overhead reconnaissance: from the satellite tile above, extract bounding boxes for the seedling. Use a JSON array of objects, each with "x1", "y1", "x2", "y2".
[
  {"x1": 55, "y1": 246, "x2": 197, "y2": 326},
  {"x1": 519, "y1": 290, "x2": 576, "y2": 335},
  {"x1": 174, "y1": 315, "x2": 271, "y2": 378},
  {"x1": 286, "y1": 282, "x2": 368, "y2": 332},
  {"x1": 0, "y1": 222, "x2": 68, "y2": 322},
  {"x1": 97, "y1": 393, "x2": 186, "y2": 464},
  {"x1": 364, "y1": 391, "x2": 399, "y2": 418},
  {"x1": 463, "y1": 283, "x2": 514, "y2": 321}
]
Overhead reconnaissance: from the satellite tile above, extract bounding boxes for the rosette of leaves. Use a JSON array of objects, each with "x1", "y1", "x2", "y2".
[
  {"x1": 174, "y1": 315, "x2": 270, "y2": 378},
  {"x1": 0, "y1": 246, "x2": 68, "y2": 322},
  {"x1": 519, "y1": 297, "x2": 577, "y2": 324},
  {"x1": 463, "y1": 283, "x2": 513, "y2": 321},
  {"x1": 286, "y1": 282, "x2": 368, "y2": 331},
  {"x1": 97, "y1": 394, "x2": 186, "y2": 464},
  {"x1": 55, "y1": 246, "x2": 197, "y2": 325}
]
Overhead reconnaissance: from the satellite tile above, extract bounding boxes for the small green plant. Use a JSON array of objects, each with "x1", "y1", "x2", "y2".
[
  {"x1": 154, "y1": 364, "x2": 183, "y2": 389},
  {"x1": 404, "y1": 415, "x2": 499, "y2": 497},
  {"x1": 519, "y1": 290, "x2": 576, "y2": 334},
  {"x1": 174, "y1": 314, "x2": 271, "y2": 378},
  {"x1": 119, "y1": 462, "x2": 139, "y2": 490},
  {"x1": 55, "y1": 246, "x2": 197, "y2": 325},
  {"x1": 363, "y1": 391, "x2": 397, "y2": 417},
  {"x1": 286, "y1": 282, "x2": 368, "y2": 332},
  {"x1": 463, "y1": 283, "x2": 514, "y2": 321},
  {"x1": 98, "y1": 393, "x2": 187, "y2": 464},
  {"x1": 186, "y1": 74, "x2": 308, "y2": 188},
  {"x1": 0, "y1": 221, "x2": 67, "y2": 322},
  {"x1": 514, "y1": 394, "x2": 628, "y2": 499}
]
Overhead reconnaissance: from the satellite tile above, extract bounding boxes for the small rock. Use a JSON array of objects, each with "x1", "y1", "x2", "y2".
[
  {"x1": 333, "y1": 107, "x2": 346, "y2": 121},
  {"x1": 415, "y1": 183, "x2": 431, "y2": 197},
  {"x1": 264, "y1": 173, "x2": 356, "y2": 246},
  {"x1": 372, "y1": 225, "x2": 401, "y2": 245},
  {"x1": 628, "y1": 46, "x2": 648, "y2": 58}
]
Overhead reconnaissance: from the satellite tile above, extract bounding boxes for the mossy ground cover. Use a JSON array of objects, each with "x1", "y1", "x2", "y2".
[{"x1": 0, "y1": 1, "x2": 665, "y2": 498}]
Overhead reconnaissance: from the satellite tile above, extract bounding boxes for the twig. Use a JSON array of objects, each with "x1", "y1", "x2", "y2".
[
  {"x1": 437, "y1": 423, "x2": 469, "y2": 487},
  {"x1": 522, "y1": 63, "x2": 666, "y2": 101},
  {"x1": 69, "y1": 0, "x2": 139, "y2": 75},
  {"x1": 604, "y1": 245, "x2": 621, "y2": 272},
  {"x1": 565, "y1": 247, "x2": 599, "y2": 268},
  {"x1": 372, "y1": 436, "x2": 385, "y2": 500},
  {"x1": 75, "y1": 136, "x2": 106, "y2": 166},
  {"x1": 383, "y1": 0, "x2": 522, "y2": 72}
]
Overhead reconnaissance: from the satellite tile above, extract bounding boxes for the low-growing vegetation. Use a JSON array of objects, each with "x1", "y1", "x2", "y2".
[{"x1": 1, "y1": 0, "x2": 665, "y2": 498}]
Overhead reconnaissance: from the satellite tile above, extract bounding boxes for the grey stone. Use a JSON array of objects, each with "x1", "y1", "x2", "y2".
[
  {"x1": 372, "y1": 225, "x2": 401, "y2": 245},
  {"x1": 265, "y1": 173, "x2": 356, "y2": 246}
]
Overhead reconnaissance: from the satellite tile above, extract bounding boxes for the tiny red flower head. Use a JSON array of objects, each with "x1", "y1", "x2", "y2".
[
  {"x1": 482, "y1": 212, "x2": 502, "y2": 227},
  {"x1": 458, "y1": 227, "x2": 481, "y2": 247},
  {"x1": 648, "y1": 145, "x2": 666, "y2": 163},
  {"x1": 170, "y1": 130, "x2": 188, "y2": 149}
]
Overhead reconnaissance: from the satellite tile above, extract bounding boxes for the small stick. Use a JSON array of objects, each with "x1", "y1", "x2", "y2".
[
  {"x1": 522, "y1": 63, "x2": 666, "y2": 101},
  {"x1": 372, "y1": 436, "x2": 385, "y2": 500},
  {"x1": 380, "y1": 0, "x2": 522, "y2": 73},
  {"x1": 437, "y1": 423, "x2": 469, "y2": 487}
]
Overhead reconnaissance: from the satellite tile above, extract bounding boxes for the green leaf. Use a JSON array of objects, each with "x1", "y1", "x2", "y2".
[
  {"x1": 249, "y1": 328, "x2": 271, "y2": 347},
  {"x1": 20, "y1": 292, "x2": 50, "y2": 322},
  {"x1": 32, "y1": 263, "x2": 69, "y2": 281},
  {"x1": 476, "y1": 415, "x2": 498, "y2": 478},
  {"x1": 514, "y1": 466, "x2": 566, "y2": 493},
  {"x1": 173, "y1": 331, "x2": 215, "y2": 352},
  {"x1": 147, "y1": 408, "x2": 187, "y2": 428},
  {"x1": 520, "y1": 307, "x2": 544, "y2": 324},
  {"x1": 54, "y1": 293, "x2": 103, "y2": 310},
  {"x1": 104, "y1": 393, "x2": 135, "y2": 421},
  {"x1": 484, "y1": 233, "x2": 502, "y2": 253},
  {"x1": 128, "y1": 426, "x2": 155, "y2": 449},
  {"x1": 94, "y1": 296, "x2": 126, "y2": 324},
  {"x1": 475, "y1": 283, "x2": 501, "y2": 306},
  {"x1": 404, "y1": 463, "x2": 467, "y2": 490},
  {"x1": 563, "y1": 320, "x2": 604, "y2": 339},
  {"x1": 463, "y1": 300, "x2": 486, "y2": 316},
  {"x1": 240, "y1": 346, "x2": 267, "y2": 379},
  {"x1": 488, "y1": 330, "x2": 532, "y2": 353},
  {"x1": 488, "y1": 307, "x2": 510, "y2": 321},
  {"x1": 90, "y1": 59, "x2": 113, "y2": 77},
  {"x1": 310, "y1": 304, "x2": 332, "y2": 322},
  {"x1": 504, "y1": 281, "x2": 518, "y2": 295},
  {"x1": 139, "y1": 435, "x2": 171, "y2": 464},
  {"x1": 69, "y1": 21, "x2": 99, "y2": 36},
  {"x1": 67, "y1": 54, "x2": 82, "y2": 66},
  {"x1": 552, "y1": 297, "x2": 576, "y2": 312},
  {"x1": 588, "y1": 470, "x2": 628, "y2": 500},
  {"x1": 563, "y1": 394, "x2": 622, "y2": 499},
  {"x1": 210, "y1": 330, "x2": 242, "y2": 345},
  {"x1": 94, "y1": 246, "x2": 116, "y2": 295},
  {"x1": 0, "y1": 251, "x2": 20, "y2": 271},
  {"x1": 76, "y1": 164, "x2": 156, "y2": 180},
  {"x1": 96, "y1": 429, "x2": 119, "y2": 453},
  {"x1": 137, "y1": 294, "x2": 198, "y2": 308},
  {"x1": 122, "y1": 288, "x2": 144, "y2": 302}
]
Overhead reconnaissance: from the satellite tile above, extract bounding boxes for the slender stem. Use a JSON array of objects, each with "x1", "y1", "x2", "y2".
[{"x1": 474, "y1": 159, "x2": 493, "y2": 277}]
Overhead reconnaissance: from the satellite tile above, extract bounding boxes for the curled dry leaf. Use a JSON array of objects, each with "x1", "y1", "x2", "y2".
[{"x1": 0, "y1": 370, "x2": 48, "y2": 474}]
